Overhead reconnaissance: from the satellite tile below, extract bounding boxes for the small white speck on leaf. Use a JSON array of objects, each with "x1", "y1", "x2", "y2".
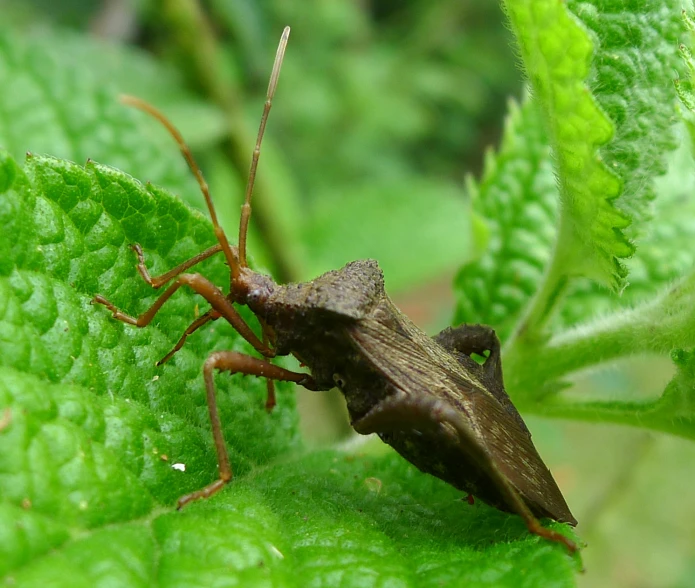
[
  {"x1": 269, "y1": 545, "x2": 284, "y2": 559},
  {"x1": 152, "y1": 375, "x2": 159, "y2": 382},
  {"x1": 172, "y1": 463, "x2": 186, "y2": 472}
]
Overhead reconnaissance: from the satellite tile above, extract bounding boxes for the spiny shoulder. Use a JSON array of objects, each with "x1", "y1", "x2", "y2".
[{"x1": 291, "y1": 259, "x2": 385, "y2": 319}]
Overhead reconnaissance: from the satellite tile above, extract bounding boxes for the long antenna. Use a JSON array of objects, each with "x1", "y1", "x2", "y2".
[
  {"x1": 120, "y1": 94, "x2": 240, "y2": 278},
  {"x1": 238, "y1": 26, "x2": 290, "y2": 269}
]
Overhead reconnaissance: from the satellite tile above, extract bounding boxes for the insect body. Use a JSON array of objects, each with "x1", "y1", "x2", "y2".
[{"x1": 93, "y1": 27, "x2": 577, "y2": 552}]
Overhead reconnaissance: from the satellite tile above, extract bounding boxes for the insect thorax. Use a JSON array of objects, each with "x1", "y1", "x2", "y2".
[
  {"x1": 248, "y1": 259, "x2": 390, "y2": 397},
  {"x1": 251, "y1": 258, "x2": 384, "y2": 344}
]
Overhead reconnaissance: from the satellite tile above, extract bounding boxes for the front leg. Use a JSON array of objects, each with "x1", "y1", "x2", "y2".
[{"x1": 93, "y1": 272, "x2": 275, "y2": 358}]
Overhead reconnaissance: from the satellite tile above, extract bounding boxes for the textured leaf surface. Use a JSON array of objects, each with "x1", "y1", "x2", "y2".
[
  {"x1": 551, "y1": 0, "x2": 684, "y2": 325},
  {"x1": 569, "y1": 0, "x2": 681, "y2": 230},
  {"x1": 560, "y1": 130, "x2": 695, "y2": 326},
  {"x1": 453, "y1": 98, "x2": 557, "y2": 341},
  {"x1": 457, "y1": 1, "x2": 685, "y2": 332},
  {"x1": 503, "y1": 0, "x2": 632, "y2": 289},
  {"x1": 0, "y1": 152, "x2": 579, "y2": 585}
]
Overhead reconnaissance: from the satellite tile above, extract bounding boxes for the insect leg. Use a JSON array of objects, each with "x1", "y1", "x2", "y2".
[
  {"x1": 131, "y1": 243, "x2": 224, "y2": 288},
  {"x1": 262, "y1": 329, "x2": 276, "y2": 412},
  {"x1": 157, "y1": 308, "x2": 221, "y2": 366},
  {"x1": 352, "y1": 393, "x2": 577, "y2": 553},
  {"x1": 93, "y1": 273, "x2": 275, "y2": 357},
  {"x1": 177, "y1": 350, "x2": 316, "y2": 509},
  {"x1": 96, "y1": 242, "x2": 243, "y2": 362},
  {"x1": 433, "y1": 324, "x2": 530, "y2": 432},
  {"x1": 434, "y1": 324, "x2": 502, "y2": 383}
]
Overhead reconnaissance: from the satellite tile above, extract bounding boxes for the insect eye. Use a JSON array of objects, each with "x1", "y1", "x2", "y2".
[{"x1": 333, "y1": 373, "x2": 346, "y2": 388}]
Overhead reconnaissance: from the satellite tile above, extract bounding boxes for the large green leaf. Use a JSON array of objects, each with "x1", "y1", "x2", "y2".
[
  {"x1": 502, "y1": 0, "x2": 632, "y2": 290},
  {"x1": 569, "y1": 0, "x2": 681, "y2": 230},
  {"x1": 453, "y1": 98, "x2": 557, "y2": 341},
  {"x1": 457, "y1": 1, "x2": 683, "y2": 333}
]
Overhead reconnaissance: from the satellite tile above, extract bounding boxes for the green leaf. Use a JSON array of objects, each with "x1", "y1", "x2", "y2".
[
  {"x1": 569, "y1": 0, "x2": 681, "y2": 230},
  {"x1": 560, "y1": 128, "x2": 695, "y2": 326},
  {"x1": 552, "y1": 0, "x2": 685, "y2": 325},
  {"x1": 453, "y1": 98, "x2": 557, "y2": 341},
  {"x1": 503, "y1": 0, "x2": 632, "y2": 290},
  {"x1": 0, "y1": 149, "x2": 299, "y2": 478},
  {"x1": 0, "y1": 151, "x2": 580, "y2": 585},
  {"x1": 673, "y1": 11, "x2": 695, "y2": 115},
  {"x1": 458, "y1": 2, "x2": 684, "y2": 336}
]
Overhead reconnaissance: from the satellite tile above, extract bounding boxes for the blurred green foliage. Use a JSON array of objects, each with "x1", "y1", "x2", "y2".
[{"x1": 0, "y1": 0, "x2": 521, "y2": 290}]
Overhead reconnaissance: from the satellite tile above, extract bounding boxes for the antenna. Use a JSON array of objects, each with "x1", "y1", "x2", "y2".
[
  {"x1": 119, "y1": 26, "x2": 291, "y2": 280},
  {"x1": 119, "y1": 94, "x2": 239, "y2": 278},
  {"x1": 238, "y1": 25, "x2": 290, "y2": 269}
]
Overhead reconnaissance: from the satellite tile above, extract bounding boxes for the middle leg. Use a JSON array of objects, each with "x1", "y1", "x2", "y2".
[
  {"x1": 176, "y1": 351, "x2": 316, "y2": 509},
  {"x1": 156, "y1": 308, "x2": 221, "y2": 366}
]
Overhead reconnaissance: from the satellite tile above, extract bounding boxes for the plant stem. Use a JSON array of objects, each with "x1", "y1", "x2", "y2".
[
  {"x1": 506, "y1": 271, "x2": 695, "y2": 406},
  {"x1": 529, "y1": 398, "x2": 695, "y2": 441}
]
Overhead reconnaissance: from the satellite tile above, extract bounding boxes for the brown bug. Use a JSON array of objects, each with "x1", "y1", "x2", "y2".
[{"x1": 92, "y1": 27, "x2": 578, "y2": 552}]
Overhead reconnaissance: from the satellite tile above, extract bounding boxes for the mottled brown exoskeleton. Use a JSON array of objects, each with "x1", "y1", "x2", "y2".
[{"x1": 93, "y1": 27, "x2": 577, "y2": 552}]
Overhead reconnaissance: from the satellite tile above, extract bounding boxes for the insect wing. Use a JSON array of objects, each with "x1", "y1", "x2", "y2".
[{"x1": 347, "y1": 315, "x2": 576, "y2": 525}]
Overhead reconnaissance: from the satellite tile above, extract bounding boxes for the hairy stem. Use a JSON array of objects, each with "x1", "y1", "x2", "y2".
[{"x1": 506, "y1": 272, "x2": 695, "y2": 408}]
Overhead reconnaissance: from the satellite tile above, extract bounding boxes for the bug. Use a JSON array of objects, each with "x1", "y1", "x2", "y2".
[{"x1": 92, "y1": 26, "x2": 578, "y2": 553}]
